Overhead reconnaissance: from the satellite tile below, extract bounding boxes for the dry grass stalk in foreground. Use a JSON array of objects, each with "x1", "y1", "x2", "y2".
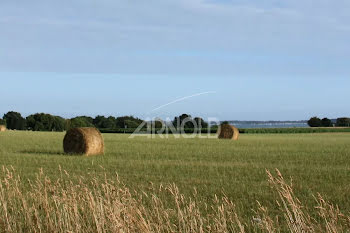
[{"x1": 0, "y1": 166, "x2": 349, "y2": 233}]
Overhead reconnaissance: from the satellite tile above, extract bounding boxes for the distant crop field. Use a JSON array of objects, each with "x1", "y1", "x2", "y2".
[
  {"x1": 100, "y1": 127, "x2": 350, "y2": 134},
  {"x1": 239, "y1": 127, "x2": 350, "y2": 134},
  {"x1": 1, "y1": 131, "x2": 350, "y2": 232}
]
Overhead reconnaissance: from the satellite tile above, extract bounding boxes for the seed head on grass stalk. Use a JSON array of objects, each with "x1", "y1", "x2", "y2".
[{"x1": 1, "y1": 167, "x2": 350, "y2": 232}]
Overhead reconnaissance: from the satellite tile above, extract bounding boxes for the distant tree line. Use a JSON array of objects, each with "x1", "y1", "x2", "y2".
[
  {"x1": 3, "y1": 111, "x2": 350, "y2": 131},
  {"x1": 0, "y1": 111, "x2": 209, "y2": 132},
  {"x1": 0, "y1": 111, "x2": 146, "y2": 132},
  {"x1": 308, "y1": 117, "x2": 350, "y2": 127}
]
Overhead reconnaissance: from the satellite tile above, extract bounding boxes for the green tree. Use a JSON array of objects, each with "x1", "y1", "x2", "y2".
[
  {"x1": 152, "y1": 118, "x2": 165, "y2": 129},
  {"x1": 76, "y1": 116, "x2": 93, "y2": 125},
  {"x1": 93, "y1": 115, "x2": 105, "y2": 128},
  {"x1": 336, "y1": 118, "x2": 350, "y2": 127},
  {"x1": 116, "y1": 116, "x2": 143, "y2": 129},
  {"x1": 93, "y1": 116, "x2": 116, "y2": 129},
  {"x1": 52, "y1": 116, "x2": 66, "y2": 131},
  {"x1": 26, "y1": 113, "x2": 66, "y2": 131},
  {"x1": 321, "y1": 118, "x2": 332, "y2": 127},
  {"x1": 173, "y1": 114, "x2": 195, "y2": 129},
  {"x1": 103, "y1": 116, "x2": 117, "y2": 129},
  {"x1": 3, "y1": 111, "x2": 26, "y2": 130},
  {"x1": 26, "y1": 115, "x2": 38, "y2": 130},
  {"x1": 124, "y1": 120, "x2": 140, "y2": 128},
  {"x1": 69, "y1": 116, "x2": 94, "y2": 129},
  {"x1": 26, "y1": 113, "x2": 51, "y2": 131},
  {"x1": 194, "y1": 117, "x2": 208, "y2": 129},
  {"x1": 307, "y1": 117, "x2": 322, "y2": 127},
  {"x1": 0, "y1": 118, "x2": 6, "y2": 126}
]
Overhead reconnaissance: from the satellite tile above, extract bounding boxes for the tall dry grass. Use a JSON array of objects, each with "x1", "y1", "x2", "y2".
[{"x1": 0, "y1": 166, "x2": 349, "y2": 233}]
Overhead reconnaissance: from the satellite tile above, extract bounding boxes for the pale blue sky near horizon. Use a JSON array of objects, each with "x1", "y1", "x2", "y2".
[{"x1": 0, "y1": 0, "x2": 349, "y2": 120}]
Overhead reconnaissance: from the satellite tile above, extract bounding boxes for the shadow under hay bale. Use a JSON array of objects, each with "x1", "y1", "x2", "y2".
[
  {"x1": 0, "y1": 125, "x2": 7, "y2": 132},
  {"x1": 63, "y1": 127, "x2": 104, "y2": 155},
  {"x1": 217, "y1": 124, "x2": 240, "y2": 140}
]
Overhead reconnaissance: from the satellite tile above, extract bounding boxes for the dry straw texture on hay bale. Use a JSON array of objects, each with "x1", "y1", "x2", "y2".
[
  {"x1": 218, "y1": 124, "x2": 240, "y2": 140},
  {"x1": 63, "y1": 127, "x2": 104, "y2": 155},
  {"x1": 0, "y1": 125, "x2": 6, "y2": 132}
]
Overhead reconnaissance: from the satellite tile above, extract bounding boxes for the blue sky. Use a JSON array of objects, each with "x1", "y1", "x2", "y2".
[{"x1": 0, "y1": 0, "x2": 349, "y2": 120}]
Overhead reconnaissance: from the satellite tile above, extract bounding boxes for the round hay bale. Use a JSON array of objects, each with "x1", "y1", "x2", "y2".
[
  {"x1": 63, "y1": 127, "x2": 104, "y2": 155},
  {"x1": 0, "y1": 125, "x2": 6, "y2": 132},
  {"x1": 217, "y1": 124, "x2": 239, "y2": 140}
]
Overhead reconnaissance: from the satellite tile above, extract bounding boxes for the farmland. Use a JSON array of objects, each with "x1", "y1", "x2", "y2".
[{"x1": 1, "y1": 131, "x2": 350, "y2": 232}]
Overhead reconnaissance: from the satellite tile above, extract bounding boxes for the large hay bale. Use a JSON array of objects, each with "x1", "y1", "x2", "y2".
[
  {"x1": 217, "y1": 124, "x2": 239, "y2": 140},
  {"x1": 63, "y1": 127, "x2": 104, "y2": 155},
  {"x1": 0, "y1": 125, "x2": 6, "y2": 132}
]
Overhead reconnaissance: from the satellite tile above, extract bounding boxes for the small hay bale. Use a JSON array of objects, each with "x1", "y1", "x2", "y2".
[
  {"x1": 63, "y1": 127, "x2": 104, "y2": 155},
  {"x1": 0, "y1": 125, "x2": 6, "y2": 132},
  {"x1": 217, "y1": 124, "x2": 239, "y2": 140}
]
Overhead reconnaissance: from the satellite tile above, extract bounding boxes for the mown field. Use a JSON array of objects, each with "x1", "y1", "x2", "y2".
[{"x1": 0, "y1": 131, "x2": 350, "y2": 232}]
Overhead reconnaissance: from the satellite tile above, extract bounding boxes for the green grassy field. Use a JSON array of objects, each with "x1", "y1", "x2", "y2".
[{"x1": 1, "y1": 131, "x2": 350, "y2": 231}]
